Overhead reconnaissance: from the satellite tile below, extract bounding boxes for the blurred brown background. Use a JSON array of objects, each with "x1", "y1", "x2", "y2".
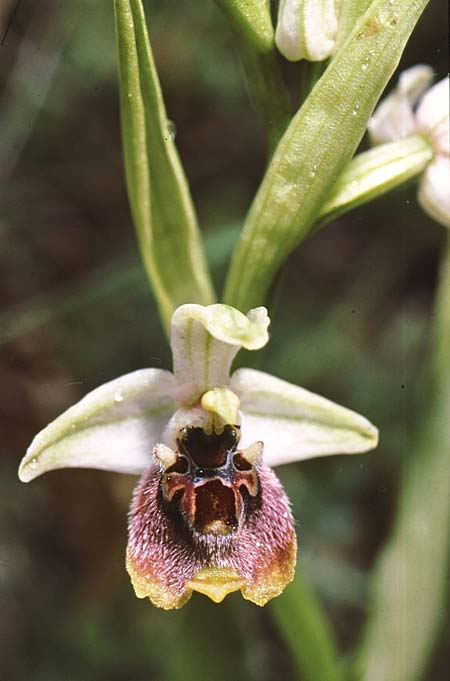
[{"x1": 0, "y1": 1, "x2": 448, "y2": 680}]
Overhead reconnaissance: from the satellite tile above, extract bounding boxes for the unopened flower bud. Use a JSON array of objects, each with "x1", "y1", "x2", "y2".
[{"x1": 276, "y1": 0, "x2": 338, "y2": 62}]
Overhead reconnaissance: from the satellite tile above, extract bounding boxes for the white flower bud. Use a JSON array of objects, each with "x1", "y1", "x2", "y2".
[{"x1": 275, "y1": 0, "x2": 338, "y2": 62}]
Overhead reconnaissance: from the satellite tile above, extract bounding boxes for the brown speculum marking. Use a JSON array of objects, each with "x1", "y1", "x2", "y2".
[{"x1": 161, "y1": 425, "x2": 259, "y2": 536}]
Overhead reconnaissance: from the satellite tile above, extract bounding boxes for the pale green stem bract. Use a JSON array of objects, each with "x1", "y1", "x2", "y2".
[
  {"x1": 270, "y1": 574, "x2": 344, "y2": 681},
  {"x1": 114, "y1": 0, "x2": 215, "y2": 332},
  {"x1": 224, "y1": 0, "x2": 430, "y2": 312},
  {"x1": 355, "y1": 236, "x2": 450, "y2": 681},
  {"x1": 317, "y1": 135, "x2": 433, "y2": 225}
]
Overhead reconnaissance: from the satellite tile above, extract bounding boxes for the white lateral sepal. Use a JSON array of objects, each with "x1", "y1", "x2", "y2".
[
  {"x1": 19, "y1": 369, "x2": 177, "y2": 481},
  {"x1": 231, "y1": 368, "x2": 378, "y2": 467}
]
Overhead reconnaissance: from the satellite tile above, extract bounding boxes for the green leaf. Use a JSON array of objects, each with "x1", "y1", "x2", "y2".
[
  {"x1": 317, "y1": 135, "x2": 433, "y2": 224},
  {"x1": 333, "y1": 0, "x2": 373, "y2": 53},
  {"x1": 212, "y1": 0, "x2": 274, "y2": 52},
  {"x1": 114, "y1": 0, "x2": 215, "y2": 331},
  {"x1": 224, "y1": 0, "x2": 430, "y2": 311}
]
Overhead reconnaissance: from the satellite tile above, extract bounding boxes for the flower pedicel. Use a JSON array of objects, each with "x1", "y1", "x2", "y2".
[{"x1": 19, "y1": 304, "x2": 378, "y2": 609}]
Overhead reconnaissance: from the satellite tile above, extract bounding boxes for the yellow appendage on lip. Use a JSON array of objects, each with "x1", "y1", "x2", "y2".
[{"x1": 187, "y1": 568, "x2": 245, "y2": 603}]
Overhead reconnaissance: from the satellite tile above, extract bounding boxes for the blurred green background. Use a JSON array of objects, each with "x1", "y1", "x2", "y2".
[{"x1": 0, "y1": 1, "x2": 448, "y2": 679}]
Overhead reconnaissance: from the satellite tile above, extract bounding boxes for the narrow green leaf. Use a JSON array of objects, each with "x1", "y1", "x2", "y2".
[
  {"x1": 356, "y1": 237, "x2": 450, "y2": 681},
  {"x1": 212, "y1": 0, "x2": 274, "y2": 52},
  {"x1": 114, "y1": 0, "x2": 215, "y2": 331},
  {"x1": 224, "y1": 0, "x2": 430, "y2": 311},
  {"x1": 317, "y1": 135, "x2": 433, "y2": 224},
  {"x1": 271, "y1": 574, "x2": 344, "y2": 681}
]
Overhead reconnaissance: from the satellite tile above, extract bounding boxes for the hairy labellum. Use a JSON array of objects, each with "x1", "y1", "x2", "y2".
[{"x1": 127, "y1": 425, "x2": 297, "y2": 608}]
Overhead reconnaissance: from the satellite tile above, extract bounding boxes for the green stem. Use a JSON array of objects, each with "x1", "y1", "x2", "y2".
[
  {"x1": 355, "y1": 236, "x2": 450, "y2": 681},
  {"x1": 271, "y1": 574, "x2": 344, "y2": 681},
  {"x1": 212, "y1": 0, "x2": 291, "y2": 154},
  {"x1": 236, "y1": 37, "x2": 292, "y2": 154}
]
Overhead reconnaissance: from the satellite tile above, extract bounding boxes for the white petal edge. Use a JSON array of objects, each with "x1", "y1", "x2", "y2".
[
  {"x1": 418, "y1": 156, "x2": 450, "y2": 229},
  {"x1": 369, "y1": 65, "x2": 433, "y2": 145},
  {"x1": 19, "y1": 369, "x2": 177, "y2": 482},
  {"x1": 170, "y1": 304, "x2": 270, "y2": 394},
  {"x1": 231, "y1": 368, "x2": 378, "y2": 467}
]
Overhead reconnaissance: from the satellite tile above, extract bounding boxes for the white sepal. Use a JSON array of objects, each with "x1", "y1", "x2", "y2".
[
  {"x1": 19, "y1": 369, "x2": 177, "y2": 482},
  {"x1": 170, "y1": 304, "x2": 269, "y2": 395},
  {"x1": 231, "y1": 368, "x2": 378, "y2": 467}
]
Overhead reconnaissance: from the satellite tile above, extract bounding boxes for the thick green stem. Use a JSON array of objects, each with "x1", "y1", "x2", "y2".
[
  {"x1": 236, "y1": 37, "x2": 292, "y2": 154},
  {"x1": 355, "y1": 236, "x2": 450, "y2": 681},
  {"x1": 271, "y1": 574, "x2": 344, "y2": 681}
]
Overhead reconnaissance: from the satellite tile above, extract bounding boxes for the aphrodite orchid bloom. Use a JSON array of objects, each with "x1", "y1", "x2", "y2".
[
  {"x1": 369, "y1": 65, "x2": 450, "y2": 228},
  {"x1": 19, "y1": 304, "x2": 378, "y2": 609},
  {"x1": 275, "y1": 0, "x2": 338, "y2": 62}
]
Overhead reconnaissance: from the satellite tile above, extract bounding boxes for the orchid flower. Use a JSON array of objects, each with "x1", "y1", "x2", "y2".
[
  {"x1": 369, "y1": 65, "x2": 450, "y2": 228},
  {"x1": 19, "y1": 304, "x2": 378, "y2": 609}
]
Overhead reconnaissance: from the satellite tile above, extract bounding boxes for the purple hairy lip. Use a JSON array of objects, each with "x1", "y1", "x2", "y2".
[{"x1": 126, "y1": 424, "x2": 296, "y2": 608}]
